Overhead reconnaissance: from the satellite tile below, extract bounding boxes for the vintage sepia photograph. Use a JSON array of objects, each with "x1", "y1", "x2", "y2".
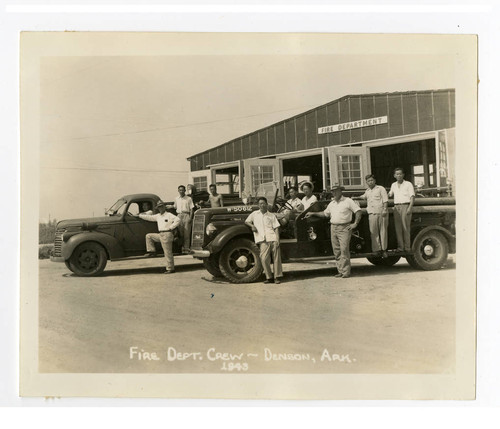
[{"x1": 20, "y1": 32, "x2": 477, "y2": 399}]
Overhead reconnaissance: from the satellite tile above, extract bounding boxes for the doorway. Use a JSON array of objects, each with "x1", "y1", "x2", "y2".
[
  {"x1": 281, "y1": 154, "x2": 323, "y2": 196},
  {"x1": 369, "y1": 139, "x2": 437, "y2": 190}
]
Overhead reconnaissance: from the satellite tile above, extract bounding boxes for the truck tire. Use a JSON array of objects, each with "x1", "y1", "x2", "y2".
[
  {"x1": 202, "y1": 253, "x2": 223, "y2": 278},
  {"x1": 64, "y1": 260, "x2": 74, "y2": 272},
  {"x1": 69, "y1": 242, "x2": 108, "y2": 277},
  {"x1": 405, "y1": 230, "x2": 449, "y2": 271},
  {"x1": 219, "y1": 238, "x2": 263, "y2": 284},
  {"x1": 367, "y1": 255, "x2": 401, "y2": 267}
]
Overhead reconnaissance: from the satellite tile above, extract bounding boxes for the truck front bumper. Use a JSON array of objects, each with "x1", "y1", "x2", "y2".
[
  {"x1": 50, "y1": 256, "x2": 65, "y2": 262},
  {"x1": 190, "y1": 249, "x2": 210, "y2": 258}
]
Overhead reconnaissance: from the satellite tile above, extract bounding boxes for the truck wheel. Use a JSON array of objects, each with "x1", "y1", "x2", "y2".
[
  {"x1": 406, "y1": 230, "x2": 449, "y2": 271},
  {"x1": 367, "y1": 255, "x2": 401, "y2": 267},
  {"x1": 202, "y1": 253, "x2": 223, "y2": 278},
  {"x1": 69, "y1": 242, "x2": 107, "y2": 277},
  {"x1": 219, "y1": 238, "x2": 263, "y2": 284},
  {"x1": 64, "y1": 260, "x2": 74, "y2": 272}
]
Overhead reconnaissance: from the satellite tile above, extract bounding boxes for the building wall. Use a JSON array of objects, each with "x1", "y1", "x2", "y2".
[{"x1": 189, "y1": 89, "x2": 455, "y2": 172}]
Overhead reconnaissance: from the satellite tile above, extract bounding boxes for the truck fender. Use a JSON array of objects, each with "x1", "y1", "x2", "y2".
[
  {"x1": 411, "y1": 225, "x2": 456, "y2": 252},
  {"x1": 62, "y1": 232, "x2": 126, "y2": 261},
  {"x1": 207, "y1": 224, "x2": 254, "y2": 255}
]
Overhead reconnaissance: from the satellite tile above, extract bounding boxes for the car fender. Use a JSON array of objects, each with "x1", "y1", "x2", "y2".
[
  {"x1": 62, "y1": 232, "x2": 125, "y2": 260},
  {"x1": 207, "y1": 224, "x2": 254, "y2": 255},
  {"x1": 411, "y1": 225, "x2": 456, "y2": 252}
]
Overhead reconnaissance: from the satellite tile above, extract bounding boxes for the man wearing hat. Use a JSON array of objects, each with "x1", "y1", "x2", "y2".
[
  {"x1": 305, "y1": 183, "x2": 362, "y2": 278},
  {"x1": 135, "y1": 201, "x2": 181, "y2": 274}
]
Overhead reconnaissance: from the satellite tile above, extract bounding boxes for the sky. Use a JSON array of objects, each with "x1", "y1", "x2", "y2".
[{"x1": 39, "y1": 48, "x2": 455, "y2": 221}]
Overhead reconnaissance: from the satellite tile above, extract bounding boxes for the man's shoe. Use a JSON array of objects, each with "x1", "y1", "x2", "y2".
[
  {"x1": 341, "y1": 274, "x2": 351, "y2": 278},
  {"x1": 264, "y1": 279, "x2": 273, "y2": 284},
  {"x1": 163, "y1": 269, "x2": 175, "y2": 274},
  {"x1": 144, "y1": 252, "x2": 157, "y2": 257},
  {"x1": 274, "y1": 278, "x2": 281, "y2": 284},
  {"x1": 334, "y1": 273, "x2": 343, "y2": 278}
]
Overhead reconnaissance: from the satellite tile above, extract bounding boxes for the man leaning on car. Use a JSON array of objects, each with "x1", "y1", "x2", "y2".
[{"x1": 135, "y1": 201, "x2": 180, "y2": 274}]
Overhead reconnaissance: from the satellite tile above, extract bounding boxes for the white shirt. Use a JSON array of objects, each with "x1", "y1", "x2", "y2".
[
  {"x1": 245, "y1": 210, "x2": 280, "y2": 244},
  {"x1": 301, "y1": 195, "x2": 318, "y2": 210},
  {"x1": 139, "y1": 212, "x2": 181, "y2": 232},
  {"x1": 389, "y1": 180, "x2": 415, "y2": 204},
  {"x1": 174, "y1": 195, "x2": 195, "y2": 214},
  {"x1": 287, "y1": 197, "x2": 304, "y2": 212},
  {"x1": 360, "y1": 185, "x2": 389, "y2": 214},
  {"x1": 324, "y1": 197, "x2": 361, "y2": 224}
]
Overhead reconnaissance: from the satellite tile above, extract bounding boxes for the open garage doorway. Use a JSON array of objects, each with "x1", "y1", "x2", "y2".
[
  {"x1": 369, "y1": 139, "x2": 437, "y2": 191},
  {"x1": 281, "y1": 154, "x2": 323, "y2": 195}
]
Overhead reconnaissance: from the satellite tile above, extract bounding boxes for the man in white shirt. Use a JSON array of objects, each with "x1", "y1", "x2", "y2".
[
  {"x1": 300, "y1": 182, "x2": 318, "y2": 211},
  {"x1": 388, "y1": 168, "x2": 415, "y2": 252},
  {"x1": 359, "y1": 174, "x2": 389, "y2": 257},
  {"x1": 172, "y1": 185, "x2": 195, "y2": 254},
  {"x1": 245, "y1": 197, "x2": 283, "y2": 284},
  {"x1": 306, "y1": 183, "x2": 362, "y2": 278},
  {"x1": 287, "y1": 187, "x2": 304, "y2": 212},
  {"x1": 136, "y1": 201, "x2": 181, "y2": 274}
]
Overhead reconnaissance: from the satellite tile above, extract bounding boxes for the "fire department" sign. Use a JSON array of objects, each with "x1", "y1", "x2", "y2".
[{"x1": 318, "y1": 116, "x2": 388, "y2": 134}]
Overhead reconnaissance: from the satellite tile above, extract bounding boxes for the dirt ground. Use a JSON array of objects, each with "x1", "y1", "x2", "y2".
[{"x1": 38, "y1": 255, "x2": 456, "y2": 374}]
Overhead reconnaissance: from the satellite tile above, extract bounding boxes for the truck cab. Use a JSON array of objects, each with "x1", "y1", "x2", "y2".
[{"x1": 51, "y1": 193, "x2": 182, "y2": 276}]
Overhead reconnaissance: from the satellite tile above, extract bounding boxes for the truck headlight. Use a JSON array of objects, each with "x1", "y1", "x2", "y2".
[{"x1": 206, "y1": 223, "x2": 217, "y2": 235}]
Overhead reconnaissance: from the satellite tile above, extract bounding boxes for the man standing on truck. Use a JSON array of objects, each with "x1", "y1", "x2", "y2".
[
  {"x1": 172, "y1": 185, "x2": 195, "y2": 254},
  {"x1": 245, "y1": 197, "x2": 283, "y2": 284},
  {"x1": 136, "y1": 201, "x2": 180, "y2": 274},
  {"x1": 359, "y1": 174, "x2": 389, "y2": 258},
  {"x1": 205, "y1": 184, "x2": 224, "y2": 208},
  {"x1": 388, "y1": 167, "x2": 415, "y2": 253},
  {"x1": 305, "y1": 183, "x2": 362, "y2": 278}
]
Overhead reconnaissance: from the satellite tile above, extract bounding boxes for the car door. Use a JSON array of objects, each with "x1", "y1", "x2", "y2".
[{"x1": 118, "y1": 201, "x2": 159, "y2": 256}]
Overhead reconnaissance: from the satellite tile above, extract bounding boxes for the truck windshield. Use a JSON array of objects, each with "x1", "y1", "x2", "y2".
[
  {"x1": 106, "y1": 199, "x2": 127, "y2": 216},
  {"x1": 255, "y1": 182, "x2": 278, "y2": 206}
]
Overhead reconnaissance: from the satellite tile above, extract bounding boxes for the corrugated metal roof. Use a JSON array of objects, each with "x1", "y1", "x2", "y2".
[{"x1": 187, "y1": 89, "x2": 454, "y2": 160}]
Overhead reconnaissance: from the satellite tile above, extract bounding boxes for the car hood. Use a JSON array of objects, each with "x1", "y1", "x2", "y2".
[{"x1": 56, "y1": 215, "x2": 122, "y2": 229}]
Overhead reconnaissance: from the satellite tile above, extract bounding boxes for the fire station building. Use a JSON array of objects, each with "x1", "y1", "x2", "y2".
[{"x1": 187, "y1": 89, "x2": 455, "y2": 199}]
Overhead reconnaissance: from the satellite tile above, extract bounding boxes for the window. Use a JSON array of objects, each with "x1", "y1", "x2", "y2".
[
  {"x1": 336, "y1": 155, "x2": 362, "y2": 186},
  {"x1": 193, "y1": 176, "x2": 208, "y2": 191},
  {"x1": 251, "y1": 165, "x2": 274, "y2": 194}
]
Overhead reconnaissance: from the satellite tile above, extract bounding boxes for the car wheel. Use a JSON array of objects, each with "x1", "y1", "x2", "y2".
[
  {"x1": 219, "y1": 238, "x2": 263, "y2": 284},
  {"x1": 69, "y1": 242, "x2": 108, "y2": 277},
  {"x1": 202, "y1": 253, "x2": 223, "y2": 278},
  {"x1": 405, "y1": 230, "x2": 449, "y2": 271},
  {"x1": 366, "y1": 255, "x2": 401, "y2": 267}
]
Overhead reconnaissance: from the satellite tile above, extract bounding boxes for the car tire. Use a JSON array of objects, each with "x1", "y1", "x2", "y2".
[
  {"x1": 202, "y1": 253, "x2": 223, "y2": 278},
  {"x1": 69, "y1": 242, "x2": 108, "y2": 277},
  {"x1": 405, "y1": 230, "x2": 449, "y2": 271},
  {"x1": 366, "y1": 255, "x2": 401, "y2": 267},
  {"x1": 219, "y1": 238, "x2": 263, "y2": 284}
]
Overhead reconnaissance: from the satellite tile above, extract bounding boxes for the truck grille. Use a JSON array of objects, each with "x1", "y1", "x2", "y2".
[
  {"x1": 53, "y1": 228, "x2": 65, "y2": 257},
  {"x1": 191, "y1": 214, "x2": 206, "y2": 249}
]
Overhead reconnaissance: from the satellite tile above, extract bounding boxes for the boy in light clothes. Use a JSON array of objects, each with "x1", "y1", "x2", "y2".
[{"x1": 245, "y1": 197, "x2": 283, "y2": 284}]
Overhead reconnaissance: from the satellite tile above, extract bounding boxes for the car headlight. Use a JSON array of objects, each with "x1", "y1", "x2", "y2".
[{"x1": 206, "y1": 223, "x2": 217, "y2": 235}]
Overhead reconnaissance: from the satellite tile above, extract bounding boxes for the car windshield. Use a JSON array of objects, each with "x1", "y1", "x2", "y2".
[{"x1": 106, "y1": 199, "x2": 127, "y2": 216}]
